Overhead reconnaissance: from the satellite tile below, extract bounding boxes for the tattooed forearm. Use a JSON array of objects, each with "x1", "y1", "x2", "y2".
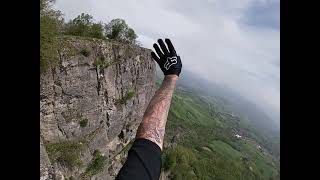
[{"x1": 136, "y1": 75, "x2": 178, "y2": 150}]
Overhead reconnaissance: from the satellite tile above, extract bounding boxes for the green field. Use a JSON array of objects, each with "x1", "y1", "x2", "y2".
[{"x1": 162, "y1": 88, "x2": 280, "y2": 180}]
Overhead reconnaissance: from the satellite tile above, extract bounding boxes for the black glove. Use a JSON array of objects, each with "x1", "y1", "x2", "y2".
[{"x1": 151, "y1": 39, "x2": 182, "y2": 76}]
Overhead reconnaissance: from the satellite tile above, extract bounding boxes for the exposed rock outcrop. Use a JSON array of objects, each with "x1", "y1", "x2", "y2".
[{"x1": 40, "y1": 36, "x2": 156, "y2": 179}]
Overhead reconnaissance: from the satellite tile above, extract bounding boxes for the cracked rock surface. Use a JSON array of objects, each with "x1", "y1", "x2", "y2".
[{"x1": 40, "y1": 36, "x2": 156, "y2": 180}]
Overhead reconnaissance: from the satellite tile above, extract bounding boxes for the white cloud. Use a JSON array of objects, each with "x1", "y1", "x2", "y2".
[{"x1": 54, "y1": 0, "x2": 280, "y2": 124}]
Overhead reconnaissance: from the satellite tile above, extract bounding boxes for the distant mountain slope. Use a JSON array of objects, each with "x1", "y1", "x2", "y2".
[
  {"x1": 178, "y1": 70, "x2": 278, "y2": 130},
  {"x1": 161, "y1": 88, "x2": 280, "y2": 180},
  {"x1": 156, "y1": 68, "x2": 280, "y2": 159}
]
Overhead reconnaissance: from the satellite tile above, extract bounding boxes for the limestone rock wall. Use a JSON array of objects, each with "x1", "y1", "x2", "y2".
[{"x1": 40, "y1": 36, "x2": 156, "y2": 180}]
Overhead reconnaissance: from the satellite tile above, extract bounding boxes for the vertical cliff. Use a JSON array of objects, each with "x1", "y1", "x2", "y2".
[{"x1": 40, "y1": 36, "x2": 156, "y2": 180}]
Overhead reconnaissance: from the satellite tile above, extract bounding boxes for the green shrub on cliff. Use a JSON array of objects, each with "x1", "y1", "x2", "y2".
[
  {"x1": 79, "y1": 118, "x2": 88, "y2": 127},
  {"x1": 84, "y1": 149, "x2": 107, "y2": 176},
  {"x1": 115, "y1": 91, "x2": 135, "y2": 105},
  {"x1": 45, "y1": 141, "x2": 83, "y2": 168},
  {"x1": 80, "y1": 48, "x2": 91, "y2": 57}
]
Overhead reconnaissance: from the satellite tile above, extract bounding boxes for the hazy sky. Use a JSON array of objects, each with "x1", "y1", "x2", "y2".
[{"x1": 54, "y1": 0, "x2": 280, "y2": 125}]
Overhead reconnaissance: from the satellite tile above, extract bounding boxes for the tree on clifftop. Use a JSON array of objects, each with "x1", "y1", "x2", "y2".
[
  {"x1": 104, "y1": 19, "x2": 137, "y2": 44},
  {"x1": 63, "y1": 13, "x2": 104, "y2": 39}
]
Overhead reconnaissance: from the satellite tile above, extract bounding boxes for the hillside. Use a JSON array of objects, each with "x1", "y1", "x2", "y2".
[
  {"x1": 171, "y1": 70, "x2": 280, "y2": 160},
  {"x1": 160, "y1": 82, "x2": 280, "y2": 180}
]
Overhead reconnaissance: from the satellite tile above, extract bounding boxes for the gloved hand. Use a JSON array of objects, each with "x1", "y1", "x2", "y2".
[{"x1": 151, "y1": 39, "x2": 182, "y2": 76}]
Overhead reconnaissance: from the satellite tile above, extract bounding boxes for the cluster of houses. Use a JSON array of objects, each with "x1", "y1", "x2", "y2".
[{"x1": 233, "y1": 133, "x2": 263, "y2": 152}]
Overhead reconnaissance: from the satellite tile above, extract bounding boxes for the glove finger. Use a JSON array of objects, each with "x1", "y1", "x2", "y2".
[
  {"x1": 165, "y1": 38, "x2": 176, "y2": 55},
  {"x1": 158, "y1": 39, "x2": 169, "y2": 55},
  {"x1": 153, "y1": 43, "x2": 164, "y2": 58},
  {"x1": 151, "y1": 51, "x2": 161, "y2": 65}
]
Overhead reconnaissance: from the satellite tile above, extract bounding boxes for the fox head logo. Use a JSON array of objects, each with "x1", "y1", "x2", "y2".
[{"x1": 164, "y1": 56, "x2": 177, "y2": 70}]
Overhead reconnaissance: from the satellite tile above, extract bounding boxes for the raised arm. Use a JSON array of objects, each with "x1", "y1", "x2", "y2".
[
  {"x1": 116, "y1": 39, "x2": 182, "y2": 180},
  {"x1": 136, "y1": 38, "x2": 182, "y2": 150},
  {"x1": 136, "y1": 75, "x2": 178, "y2": 149}
]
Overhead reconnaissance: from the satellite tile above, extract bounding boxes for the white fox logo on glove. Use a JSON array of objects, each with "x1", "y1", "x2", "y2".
[
  {"x1": 164, "y1": 56, "x2": 177, "y2": 70},
  {"x1": 151, "y1": 39, "x2": 182, "y2": 76}
]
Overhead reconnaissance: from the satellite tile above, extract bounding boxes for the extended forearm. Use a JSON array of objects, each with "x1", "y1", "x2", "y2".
[{"x1": 136, "y1": 75, "x2": 178, "y2": 150}]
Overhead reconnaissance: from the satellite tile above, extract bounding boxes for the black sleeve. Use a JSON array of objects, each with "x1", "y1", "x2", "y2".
[{"x1": 115, "y1": 138, "x2": 162, "y2": 180}]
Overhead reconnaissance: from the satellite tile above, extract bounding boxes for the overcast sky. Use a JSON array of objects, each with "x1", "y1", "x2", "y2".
[{"x1": 54, "y1": 0, "x2": 280, "y2": 126}]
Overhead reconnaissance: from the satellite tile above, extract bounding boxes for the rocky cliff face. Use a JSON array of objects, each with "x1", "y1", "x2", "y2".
[{"x1": 40, "y1": 36, "x2": 156, "y2": 180}]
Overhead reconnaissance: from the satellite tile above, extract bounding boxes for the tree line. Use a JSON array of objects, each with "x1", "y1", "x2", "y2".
[
  {"x1": 63, "y1": 13, "x2": 137, "y2": 44},
  {"x1": 40, "y1": 0, "x2": 138, "y2": 73}
]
